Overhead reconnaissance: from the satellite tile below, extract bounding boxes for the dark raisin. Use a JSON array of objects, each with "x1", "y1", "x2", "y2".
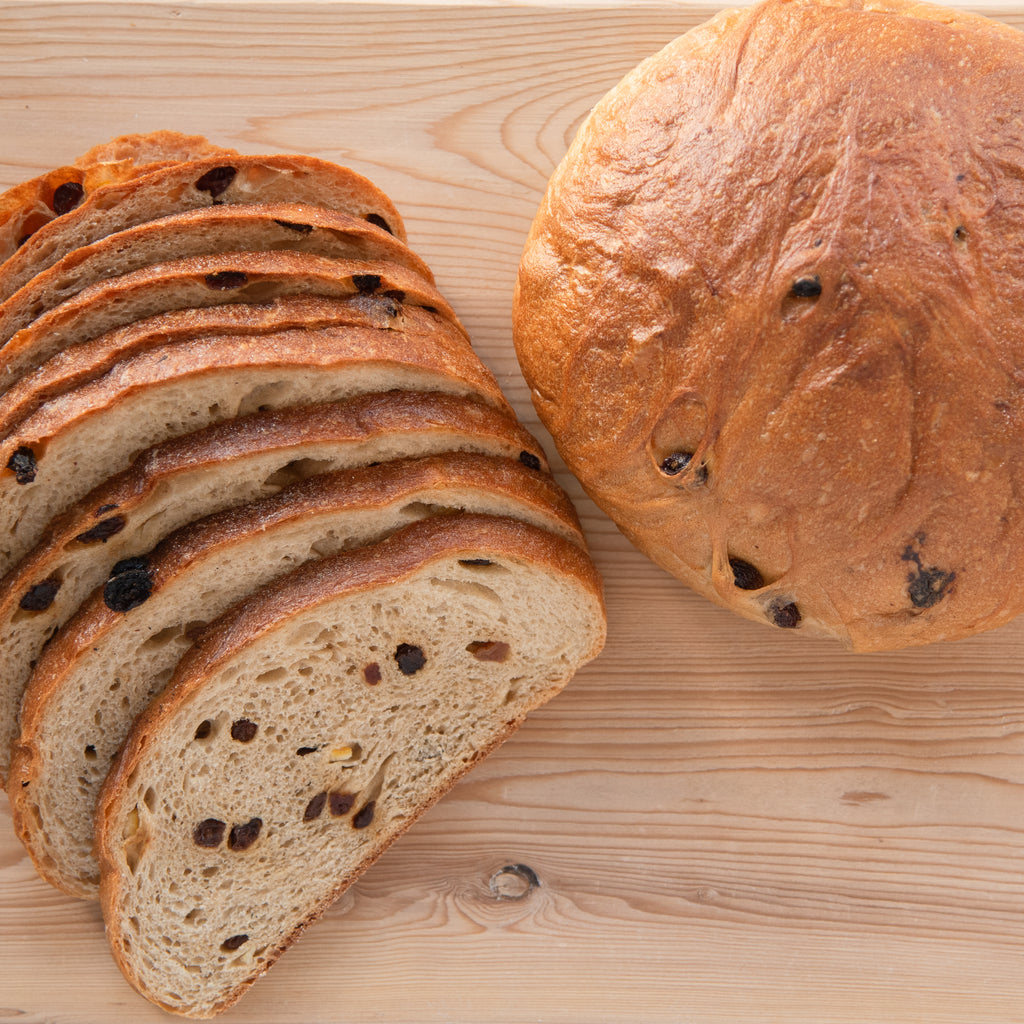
[
  {"x1": 901, "y1": 539, "x2": 956, "y2": 609},
  {"x1": 394, "y1": 643, "x2": 426, "y2": 675},
  {"x1": 6, "y1": 446, "x2": 37, "y2": 484},
  {"x1": 194, "y1": 720, "x2": 212, "y2": 740},
  {"x1": 459, "y1": 558, "x2": 493, "y2": 567},
  {"x1": 383, "y1": 289, "x2": 405, "y2": 302},
  {"x1": 352, "y1": 274, "x2": 381, "y2": 294},
  {"x1": 204, "y1": 271, "x2": 248, "y2": 290},
  {"x1": 51, "y1": 181, "x2": 85, "y2": 215},
  {"x1": 365, "y1": 213, "x2": 394, "y2": 235},
  {"x1": 467, "y1": 640, "x2": 510, "y2": 663},
  {"x1": 768, "y1": 600, "x2": 801, "y2": 629},
  {"x1": 296, "y1": 745, "x2": 318, "y2": 756},
  {"x1": 193, "y1": 818, "x2": 227, "y2": 847},
  {"x1": 363, "y1": 662, "x2": 381, "y2": 685},
  {"x1": 660, "y1": 451, "x2": 693, "y2": 476},
  {"x1": 352, "y1": 801, "x2": 375, "y2": 829},
  {"x1": 94, "y1": 503, "x2": 119, "y2": 516},
  {"x1": 228, "y1": 818, "x2": 262, "y2": 851},
  {"x1": 19, "y1": 578, "x2": 61, "y2": 611},
  {"x1": 230, "y1": 719, "x2": 257, "y2": 742},
  {"x1": 303, "y1": 792, "x2": 327, "y2": 821},
  {"x1": 273, "y1": 219, "x2": 313, "y2": 234},
  {"x1": 729, "y1": 558, "x2": 765, "y2": 591},
  {"x1": 221, "y1": 934, "x2": 249, "y2": 951},
  {"x1": 194, "y1": 165, "x2": 237, "y2": 197},
  {"x1": 791, "y1": 275, "x2": 822, "y2": 298},
  {"x1": 519, "y1": 451, "x2": 542, "y2": 471},
  {"x1": 75, "y1": 516, "x2": 126, "y2": 544},
  {"x1": 103, "y1": 558, "x2": 153, "y2": 612},
  {"x1": 329, "y1": 792, "x2": 355, "y2": 817}
]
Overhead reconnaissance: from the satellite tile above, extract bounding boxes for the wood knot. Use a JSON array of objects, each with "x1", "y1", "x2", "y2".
[{"x1": 489, "y1": 864, "x2": 539, "y2": 901}]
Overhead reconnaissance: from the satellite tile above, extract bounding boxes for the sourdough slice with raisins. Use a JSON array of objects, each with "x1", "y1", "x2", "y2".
[
  {"x1": 0, "y1": 202, "x2": 435, "y2": 348},
  {"x1": 11, "y1": 453, "x2": 586, "y2": 898},
  {"x1": 0, "y1": 131, "x2": 232, "y2": 267},
  {"x1": 96, "y1": 513, "x2": 605, "y2": 1018},
  {"x1": 0, "y1": 391, "x2": 551, "y2": 785},
  {"x1": 0, "y1": 142, "x2": 406, "y2": 303},
  {"x1": 0, "y1": 249, "x2": 466, "y2": 391},
  {"x1": 0, "y1": 308, "x2": 507, "y2": 573}
]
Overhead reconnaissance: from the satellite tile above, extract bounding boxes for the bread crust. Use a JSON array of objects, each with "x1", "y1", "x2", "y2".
[
  {"x1": 0, "y1": 391, "x2": 551, "y2": 785},
  {"x1": 10, "y1": 454, "x2": 586, "y2": 897},
  {"x1": 0, "y1": 249, "x2": 468, "y2": 390},
  {"x1": 514, "y1": 0, "x2": 1024, "y2": 650},
  {"x1": 94, "y1": 513, "x2": 604, "y2": 1017}
]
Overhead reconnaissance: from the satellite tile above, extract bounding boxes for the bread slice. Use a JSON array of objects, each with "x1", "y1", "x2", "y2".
[
  {"x1": 95, "y1": 513, "x2": 605, "y2": 1018},
  {"x1": 0, "y1": 311, "x2": 508, "y2": 573},
  {"x1": 11, "y1": 454, "x2": 586, "y2": 898},
  {"x1": 0, "y1": 250, "x2": 466, "y2": 391},
  {"x1": 0, "y1": 294, "x2": 411, "y2": 436},
  {"x1": 0, "y1": 132, "x2": 233, "y2": 265},
  {"x1": 0, "y1": 391, "x2": 551, "y2": 784},
  {"x1": 0, "y1": 203, "x2": 434, "y2": 347},
  {"x1": 1, "y1": 145, "x2": 406, "y2": 302}
]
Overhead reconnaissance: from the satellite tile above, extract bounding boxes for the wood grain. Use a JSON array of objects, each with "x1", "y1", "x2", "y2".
[{"x1": 4, "y1": 1, "x2": 1024, "y2": 1021}]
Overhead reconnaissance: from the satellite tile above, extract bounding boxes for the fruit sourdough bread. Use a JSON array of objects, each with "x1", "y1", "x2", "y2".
[
  {"x1": 11, "y1": 454, "x2": 585, "y2": 898},
  {"x1": 1, "y1": 146, "x2": 406, "y2": 302},
  {"x1": 513, "y1": 0, "x2": 1024, "y2": 650},
  {"x1": 0, "y1": 311, "x2": 508, "y2": 572},
  {"x1": 0, "y1": 203, "x2": 434, "y2": 347},
  {"x1": 0, "y1": 132, "x2": 233, "y2": 266},
  {"x1": 95, "y1": 513, "x2": 605, "y2": 1018},
  {"x1": 0, "y1": 391, "x2": 551, "y2": 785},
  {"x1": 0, "y1": 250, "x2": 467, "y2": 390}
]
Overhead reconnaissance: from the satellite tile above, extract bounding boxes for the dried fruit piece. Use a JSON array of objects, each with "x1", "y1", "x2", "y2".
[
  {"x1": 729, "y1": 558, "x2": 765, "y2": 591},
  {"x1": 352, "y1": 801, "x2": 375, "y2": 829},
  {"x1": 19, "y1": 578, "x2": 61, "y2": 611},
  {"x1": 193, "y1": 819, "x2": 226, "y2": 848},
  {"x1": 394, "y1": 643, "x2": 426, "y2": 675},
  {"x1": 75, "y1": 516, "x2": 127, "y2": 544},
  {"x1": 352, "y1": 274, "x2": 381, "y2": 294},
  {"x1": 194, "y1": 166, "x2": 237, "y2": 197},
  {"x1": 7, "y1": 446, "x2": 38, "y2": 484},
  {"x1": 791, "y1": 275, "x2": 822, "y2": 298},
  {"x1": 193, "y1": 721, "x2": 212, "y2": 740},
  {"x1": 227, "y1": 818, "x2": 262, "y2": 851},
  {"x1": 768, "y1": 599, "x2": 801, "y2": 629},
  {"x1": 519, "y1": 451, "x2": 542, "y2": 471},
  {"x1": 204, "y1": 271, "x2": 248, "y2": 290},
  {"x1": 229, "y1": 719, "x2": 257, "y2": 743},
  {"x1": 103, "y1": 558, "x2": 154, "y2": 612},
  {"x1": 365, "y1": 213, "x2": 394, "y2": 235},
  {"x1": 362, "y1": 662, "x2": 381, "y2": 685},
  {"x1": 303, "y1": 793, "x2": 327, "y2": 821},
  {"x1": 221, "y1": 934, "x2": 249, "y2": 951},
  {"x1": 328, "y1": 792, "x2": 355, "y2": 817},
  {"x1": 51, "y1": 181, "x2": 85, "y2": 215}
]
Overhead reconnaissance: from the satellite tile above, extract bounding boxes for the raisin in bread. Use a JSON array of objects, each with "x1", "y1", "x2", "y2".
[
  {"x1": 11, "y1": 453, "x2": 585, "y2": 898},
  {"x1": 0, "y1": 132, "x2": 232, "y2": 266},
  {"x1": 0, "y1": 294, "x2": 409, "y2": 435},
  {"x1": 2, "y1": 142, "x2": 406, "y2": 302},
  {"x1": 95, "y1": 513, "x2": 605, "y2": 1018},
  {"x1": 0, "y1": 203, "x2": 435, "y2": 347},
  {"x1": 0, "y1": 312, "x2": 511, "y2": 573},
  {"x1": 0, "y1": 250, "x2": 466, "y2": 390},
  {"x1": 0, "y1": 392, "x2": 550, "y2": 783}
]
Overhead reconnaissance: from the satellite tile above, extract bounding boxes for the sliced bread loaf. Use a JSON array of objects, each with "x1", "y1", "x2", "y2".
[
  {"x1": 0, "y1": 294, "x2": 409, "y2": 435},
  {"x1": 11, "y1": 454, "x2": 585, "y2": 898},
  {"x1": 0, "y1": 311, "x2": 509, "y2": 572},
  {"x1": 0, "y1": 250, "x2": 467, "y2": 390},
  {"x1": 1, "y1": 146, "x2": 406, "y2": 302},
  {"x1": 0, "y1": 202, "x2": 434, "y2": 346},
  {"x1": 0, "y1": 391, "x2": 551, "y2": 784},
  {"x1": 95, "y1": 513, "x2": 605, "y2": 1018},
  {"x1": 0, "y1": 132, "x2": 233, "y2": 265}
]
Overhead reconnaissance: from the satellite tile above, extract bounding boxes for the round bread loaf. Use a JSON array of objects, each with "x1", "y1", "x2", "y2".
[{"x1": 513, "y1": 0, "x2": 1024, "y2": 651}]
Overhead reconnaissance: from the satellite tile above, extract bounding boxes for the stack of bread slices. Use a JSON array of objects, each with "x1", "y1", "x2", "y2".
[{"x1": 0, "y1": 132, "x2": 606, "y2": 1018}]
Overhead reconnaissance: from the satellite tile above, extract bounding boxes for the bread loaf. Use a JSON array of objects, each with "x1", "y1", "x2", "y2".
[
  {"x1": 0, "y1": 312, "x2": 510, "y2": 572},
  {"x1": 11, "y1": 454, "x2": 584, "y2": 898},
  {"x1": 0, "y1": 391, "x2": 551, "y2": 785},
  {"x1": 0, "y1": 249, "x2": 467, "y2": 390},
  {"x1": 513, "y1": 0, "x2": 1024, "y2": 650},
  {"x1": 1, "y1": 143, "x2": 406, "y2": 301},
  {"x1": 95, "y1": 513, "x2": 605, "y2": 1018},
  {"x1": 0, "y1": 202, "x2": 434, "y2": 347}
]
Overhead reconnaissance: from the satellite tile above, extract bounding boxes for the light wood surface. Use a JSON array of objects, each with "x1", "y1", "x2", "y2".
[{"x1": 4, "y1": 2, "x2": 1024, "y2": 1021}]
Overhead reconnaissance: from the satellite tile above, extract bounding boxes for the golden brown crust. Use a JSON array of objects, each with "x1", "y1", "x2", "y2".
[
  {"x1": 514, "y1": 0, "x2": 1024, "y2": 650},
  {"x1": 95, "y1": 514, "x2": 604, "y2": 1016}
]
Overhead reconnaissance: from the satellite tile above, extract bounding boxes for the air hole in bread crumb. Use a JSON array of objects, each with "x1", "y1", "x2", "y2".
[
  {"x1": 84, "y1": 744, "x2": 97, "y2": 760},
  {"x1": 193, "y1": 720, "x2": 213, "y2": 741}
]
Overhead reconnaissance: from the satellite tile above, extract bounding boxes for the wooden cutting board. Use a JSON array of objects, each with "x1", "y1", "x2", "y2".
[{"x1": 3, "y1": 2, "x2": 1024, "y2": 1021}]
